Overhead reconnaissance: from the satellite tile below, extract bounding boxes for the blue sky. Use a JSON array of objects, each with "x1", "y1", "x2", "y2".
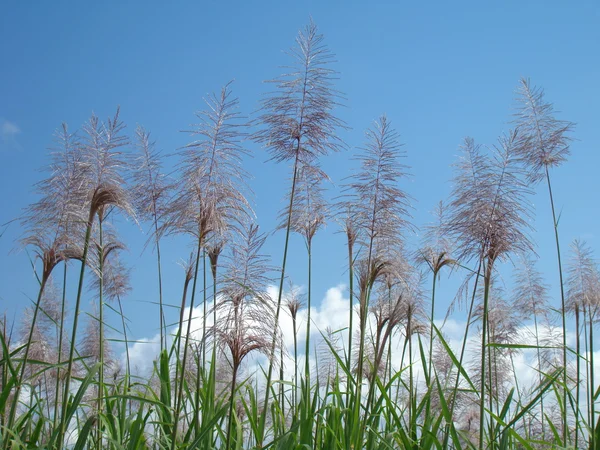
[{"x1": 1, "y1": 1, "x2": 599, "y2": 346}]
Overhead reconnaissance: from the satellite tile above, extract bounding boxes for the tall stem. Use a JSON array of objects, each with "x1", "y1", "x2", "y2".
[
  {"x1": 478, "y1": 261, "x2": 493, "y2": 450},
  {"x1": 171, "y1": 237, "x2": 203, "y2": 450},
  {"x1": 153, "y1": 206, "x2": 166, "y2": 353},
  {"x1": 575, "y1": 305, "x2": 580, "y2": 449},
  {"x1": 292, "y1": 315, "x2": 298, "y2": 412},
  {"x1": 58, "y1": 212, "x2": 94, "y2": 450},
  {"x1": 117, "y1": 294, "x2": 130, "y2": 414},
  {"x1": 544, "y1": 166, "x2": 568, "y2": 443},
  {"x1": 96, "y1": 219, "x2": 105, "y2": 450},
  {"x1": 225, "y1": 365, "x2": 239, "y2": 450},
  {"x1": 53, "y1": 263, "x2": 68, "y2": 428},
  {"x1": 259, "y1": 153, "x2": 300, "y2": 445},
  {"x1": 304, "y1": 240, "x2": 312, "y2": 410},
  {"x1": 5, "y1": 273, "x2": 49, "y2": 441},
  {"x1": 589, "y1": 311, "x2": 595, "y2": 449},
  {"x1": 444, "y1": 260, "x2": 483, "y2": 449},
  {"x1": 428, "y1": 272, "x2": 438, "y2": 384},
  {"x1": 346, "y1": 239, "x2": 354, "y2": 396},
  {"x1": 202, "y1": 250, "x2": 207, "y2": 366},
  {"x1": 532, "y1": 312, "x2": 545, "y2": 437}
]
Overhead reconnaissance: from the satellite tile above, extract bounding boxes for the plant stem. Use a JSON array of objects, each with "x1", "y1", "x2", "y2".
[
  {"x1": 58, "y1": 211, "x2": 94, "y2": 450},
  {"x1": 97, "y1": 218, "x2": 105, "y2": 450},
  {"x1": 259, "y1": 154, "x2": 300, "y2": 446},
  {"x1": 225, "y1": 365, "x2": 239, "y2": 450},
  {"x1": 52, "y1": 263, "x2": 68, "y2": 428},
  {"x1": 479, "y1": 260, "x2": 493, "y2": 450},
  {"x1": 304, "y1": 240, "x2": 312, "y2": 417},
  {"x1": 171, "y1": 237, "x2": 203, "y2": 450},
  {"x1": 544, "y1": 165, "x2": 568, "y2": 444},
  {"x1": 5, "y1": 274, "x2": 49, "y2": 443}
]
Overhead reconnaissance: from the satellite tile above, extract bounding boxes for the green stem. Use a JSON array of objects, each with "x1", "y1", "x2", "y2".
[
  {"x1": 544, "y1": 166, "x2": 568, "y2": 444},
  {"x1": 171, "y1": 237, "x2": 203, "y2": 450},
  {"x1": 478, "y1": 261, "x2": 493, "y2": 450},
  {"x1": 304, "y1": 240, "x2": 312, "y2": 413},
  {"x1": 6, "y1": 274, "x2": 49, "y2": 443},
  {"x1": 52, "y1": 263, "x2": 68, "y2": 428},
  {"x1": 292, "y1": 315, "x2": 298, "y2": 413},
  {"x1": 58, "y1": 212, "x2": 94, "y2": 450},
  {"x1": 153, "y1": 208, "x2": 166, "y2": 354},
  {"x1": 589, "y1": 311, "x2": 595, "y2": 449},
  {"x1": 575, "y1": 305, "x2": 580, "y2": 449},
  {"x1": 225, "y1": 365, "x2": 239, "y2": 450},
  {"x1": 117, "y1": 294, "x2": 130, "y2": 412},
  {"x1": 202, "y1": 249, "x2": 207, "y2": 366},
  {"x1": 97, "y1": 219, "x2": 105, "y2": 450},
  {"x1": 346, "y1": 238, "x2": 354, "y2": 404},
  {"x1": 259, "y1": 154, "x2": 300, "y2": 446}
]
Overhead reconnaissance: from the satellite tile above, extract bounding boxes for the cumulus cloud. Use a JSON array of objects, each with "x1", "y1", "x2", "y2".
[
  {"x1": 119, "y1": 283, "x2": 599, "y2": 411},
  {"x1": 0, "y1": 118, "x2": 21, "y2": 151}
]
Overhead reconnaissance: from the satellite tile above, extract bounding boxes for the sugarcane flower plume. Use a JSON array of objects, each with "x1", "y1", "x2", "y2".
[
  {"x1": 514, "y1": 77, "x2": 575, "y2": 183},
  {"x1": 165, "y1": 81, "x2": 250, "y2": 242},
  {"x1": 253, "y1": 19, "x2": 346, "y2": 165}
]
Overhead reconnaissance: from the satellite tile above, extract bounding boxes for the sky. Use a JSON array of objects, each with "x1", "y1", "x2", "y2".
[{"x1": 1, "y1": 1, "x2": 599, "y2": 361}]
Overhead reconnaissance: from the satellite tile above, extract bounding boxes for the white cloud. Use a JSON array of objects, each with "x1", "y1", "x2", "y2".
[
  {"x1": 120, "y1": 283, "x2": 599, "y2": 411},
  {"x1": 0, "y1": 118, "x2": 21, "y2": 151}
]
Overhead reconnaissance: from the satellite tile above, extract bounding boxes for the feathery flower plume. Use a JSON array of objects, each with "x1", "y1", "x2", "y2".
[
  {"x1": 344, "y1": 116, "x2": 412, "y2": 256},
  {"x1": 58, "y1": 108, "x2": 133, "y2": 449},
  {"x1": 280, "y1": 160, "x2": 328, "y2": 245},
  {"x1": 253, "y1": 20, "x2": 346, "y2": 436},
  {"x1": 284, "y1": 282, "x2": 303, "y2": 409},
  {"x1": 210, "y1": 224, "x2": 277, "y2": 450},
  {"x1": 567, "y1": 240, "x2": 600, "y2": 314},
  {"x1": 167, "y1": 83, "x2": 251, "y2": 448},
  {"x1": 417, "y1": 201, "x2": 456, "y2": 387},
  {"x1": 9, "y1": 123, "x2": 90, "y2": 437},
  {"x1": 131, "y1": 125, "x2": 171, "y2": 351},
  {"x1": 514, "y1": 78, "x2": 574, "y2": 183},
  {"x1": 445, "y1": 131, "x2": 532, "y2": 447},
  {"x1": 514, "y1": 78, "x2": 575, "y2": 441},
  {"x1": 567, "y1": 238, "x2": 600, "y2": 443},
  {"x1": 341, "y1": 115, "x2": 413, "y2": 413},
  {"x1": 166, "y1": 81, "x2": 250, "y2": 242},
  {"x1": 511, "y1": 254, "x2": 550, "y2": 434}
]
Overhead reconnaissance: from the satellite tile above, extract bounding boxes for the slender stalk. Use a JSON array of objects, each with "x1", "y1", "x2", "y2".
[
  {"x1": 5, "y1": 274, "x2": 49, "y2": 440},
  {"x1": 292, "y1": 314, "x2": 298, "y2": 412},
  {"x1": 408, "y1": 310, "x2": 414, "y2": 434},
  {"x1": 259, "y1": 154, "x2": 299, "y2": 445},
  {"x1": 52, "y1": 263, "x2": 68, "y2": 427},
  {"x1": 428, "y1": 272, "x2": 438, "y2": 384},
  {"x1": 58, "y1": 212, "x2": 94, "y2": 450},
  {"x1": 97, "y1": 218, "x2": 105, "y2": 450},
  {"x1": 225, "y1": 365, "x2": 239, "y2": 450},
  {"x1": 575, "y1": 305, "x2": 580, "y2": 449},
  {"x1": 589, "y1": 310, "x2": 595, "y2": 449},
  {"x1": 346, "y1": 237, "x2": 354, "y2": 390},
  {"x1": 304, "y1": 240, "x2": 312, "y2": 414},
  {"x1": 544, "y1": 166, "x2": 568, "y2": 443},
  {"x1": 279, "y1": 346, "x2": 285, "y2": 418},
  {"x1": 479, "y1": 261, "x2": 493, "y2": 450},
  {"x1": 172, "y1": 265, "x2": 192, "y2": 438},
  {"x1": 193, "y1": 345, "x2": 201, "y2": 437},
  {"x1": 445, "y1": 260, "x2": 483, "y2": 445},
  {"x1": 117, "y1": 294, "x2": 130, "y2": 411},
  {"x1": 154, "y1": 229, "x2": 166, "y2": 354},
  {"x1": 171, "y1": 236, "x2": 203, "y2": 450},
  {"x1": 532, "y1": 312, "x2": 545, "y2": 437},
  {"x1": 202, "y1": 249, "x2": 207, "y2": 366}
]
